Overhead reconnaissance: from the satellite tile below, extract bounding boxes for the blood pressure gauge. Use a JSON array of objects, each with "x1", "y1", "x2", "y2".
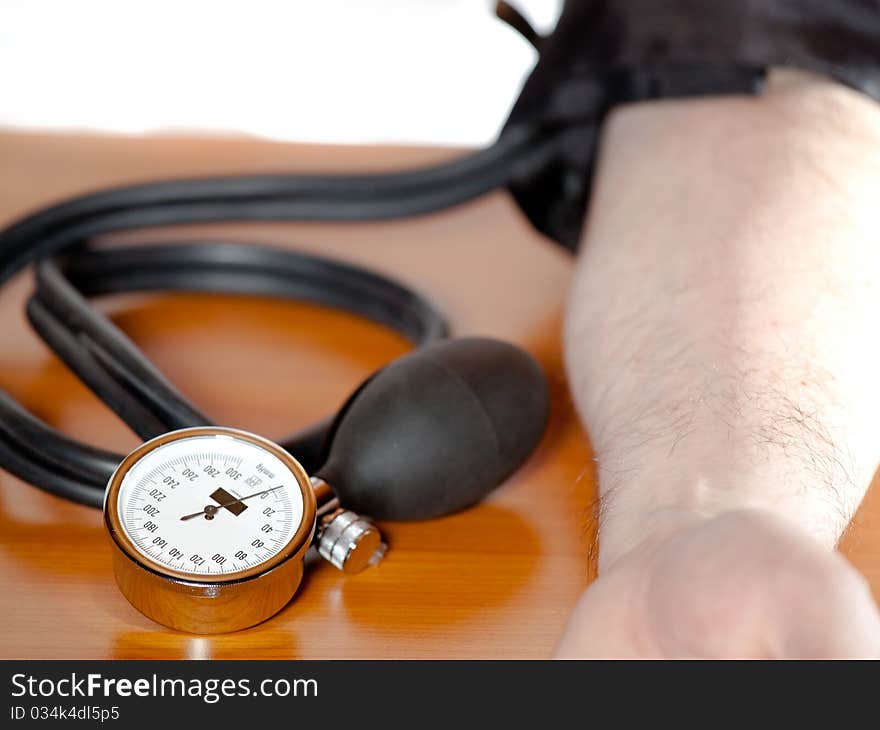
[
  {"x1": 104, "y1": 426, "x2": 384, "y2": 634},
  {"x1": 99, "y1": 340, "x2": 550, "y2": 633}
]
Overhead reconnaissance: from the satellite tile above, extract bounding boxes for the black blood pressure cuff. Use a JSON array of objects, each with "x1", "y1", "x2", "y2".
[{"x1": 502, "y1": 0, "x2": 880, "y2": 251}]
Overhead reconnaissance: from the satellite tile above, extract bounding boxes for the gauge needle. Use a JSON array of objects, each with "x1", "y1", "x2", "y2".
[{"x1": 179, "y1": 485, "x2": 284, "y2": 521}]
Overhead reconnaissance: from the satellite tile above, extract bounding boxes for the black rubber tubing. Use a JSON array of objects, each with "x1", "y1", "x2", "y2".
[{"x1": 0, "y1": 126, "x2": 562, "y2": 508}]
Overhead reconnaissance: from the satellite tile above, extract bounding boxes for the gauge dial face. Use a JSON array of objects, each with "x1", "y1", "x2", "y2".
[{"x1": 113, "y1": 431, "x2": 306, "y2": 579}]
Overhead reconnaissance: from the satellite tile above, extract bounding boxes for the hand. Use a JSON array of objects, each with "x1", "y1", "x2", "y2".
[
  {"x1": 555, "y1": 510, "x2": 880, "y2": 658},
  {"x1": 561, "y1": 71, "x2": 880, "y2": 657}
]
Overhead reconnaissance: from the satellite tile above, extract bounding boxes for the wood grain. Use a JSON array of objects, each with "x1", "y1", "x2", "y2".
[{"x1": 0, "y1": 131, "x2": 876, "y2": 659}]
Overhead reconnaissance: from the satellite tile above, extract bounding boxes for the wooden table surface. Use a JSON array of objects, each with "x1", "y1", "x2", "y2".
[{"x1": 0, "y1": 131, "x2": 878, "y2": 659}]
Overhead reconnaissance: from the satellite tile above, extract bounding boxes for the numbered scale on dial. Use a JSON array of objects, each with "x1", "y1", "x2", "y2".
[
  {"x1": 103, "y1": 427, "x2": 383, "y2": 634},
  {"x1": 115, "y1": 433, "x2": 305, "y2": 577}
]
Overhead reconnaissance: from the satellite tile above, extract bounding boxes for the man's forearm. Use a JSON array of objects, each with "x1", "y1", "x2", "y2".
[{"x1": 565, "y1": 70, "x2": 880, "y2": 571}]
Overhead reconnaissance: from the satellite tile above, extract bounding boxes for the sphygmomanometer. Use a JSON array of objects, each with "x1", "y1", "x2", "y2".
[{"x1": 1, "y1": 0, "x2": 878, "y2": 632}]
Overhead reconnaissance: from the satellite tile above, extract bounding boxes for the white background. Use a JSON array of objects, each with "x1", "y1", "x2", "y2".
[{"x1": 0, "y1": 0, "x2": 563, "y2": 146}]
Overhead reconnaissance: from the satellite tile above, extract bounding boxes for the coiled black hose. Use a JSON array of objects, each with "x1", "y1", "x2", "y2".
[{"x1": 0, "y1": 126, "x2": 562, "y2": 507}]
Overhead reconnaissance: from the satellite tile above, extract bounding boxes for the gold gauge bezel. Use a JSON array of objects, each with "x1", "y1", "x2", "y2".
[{"x1": 104, "y1": 426, "x2": 317, "y2": 585}]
